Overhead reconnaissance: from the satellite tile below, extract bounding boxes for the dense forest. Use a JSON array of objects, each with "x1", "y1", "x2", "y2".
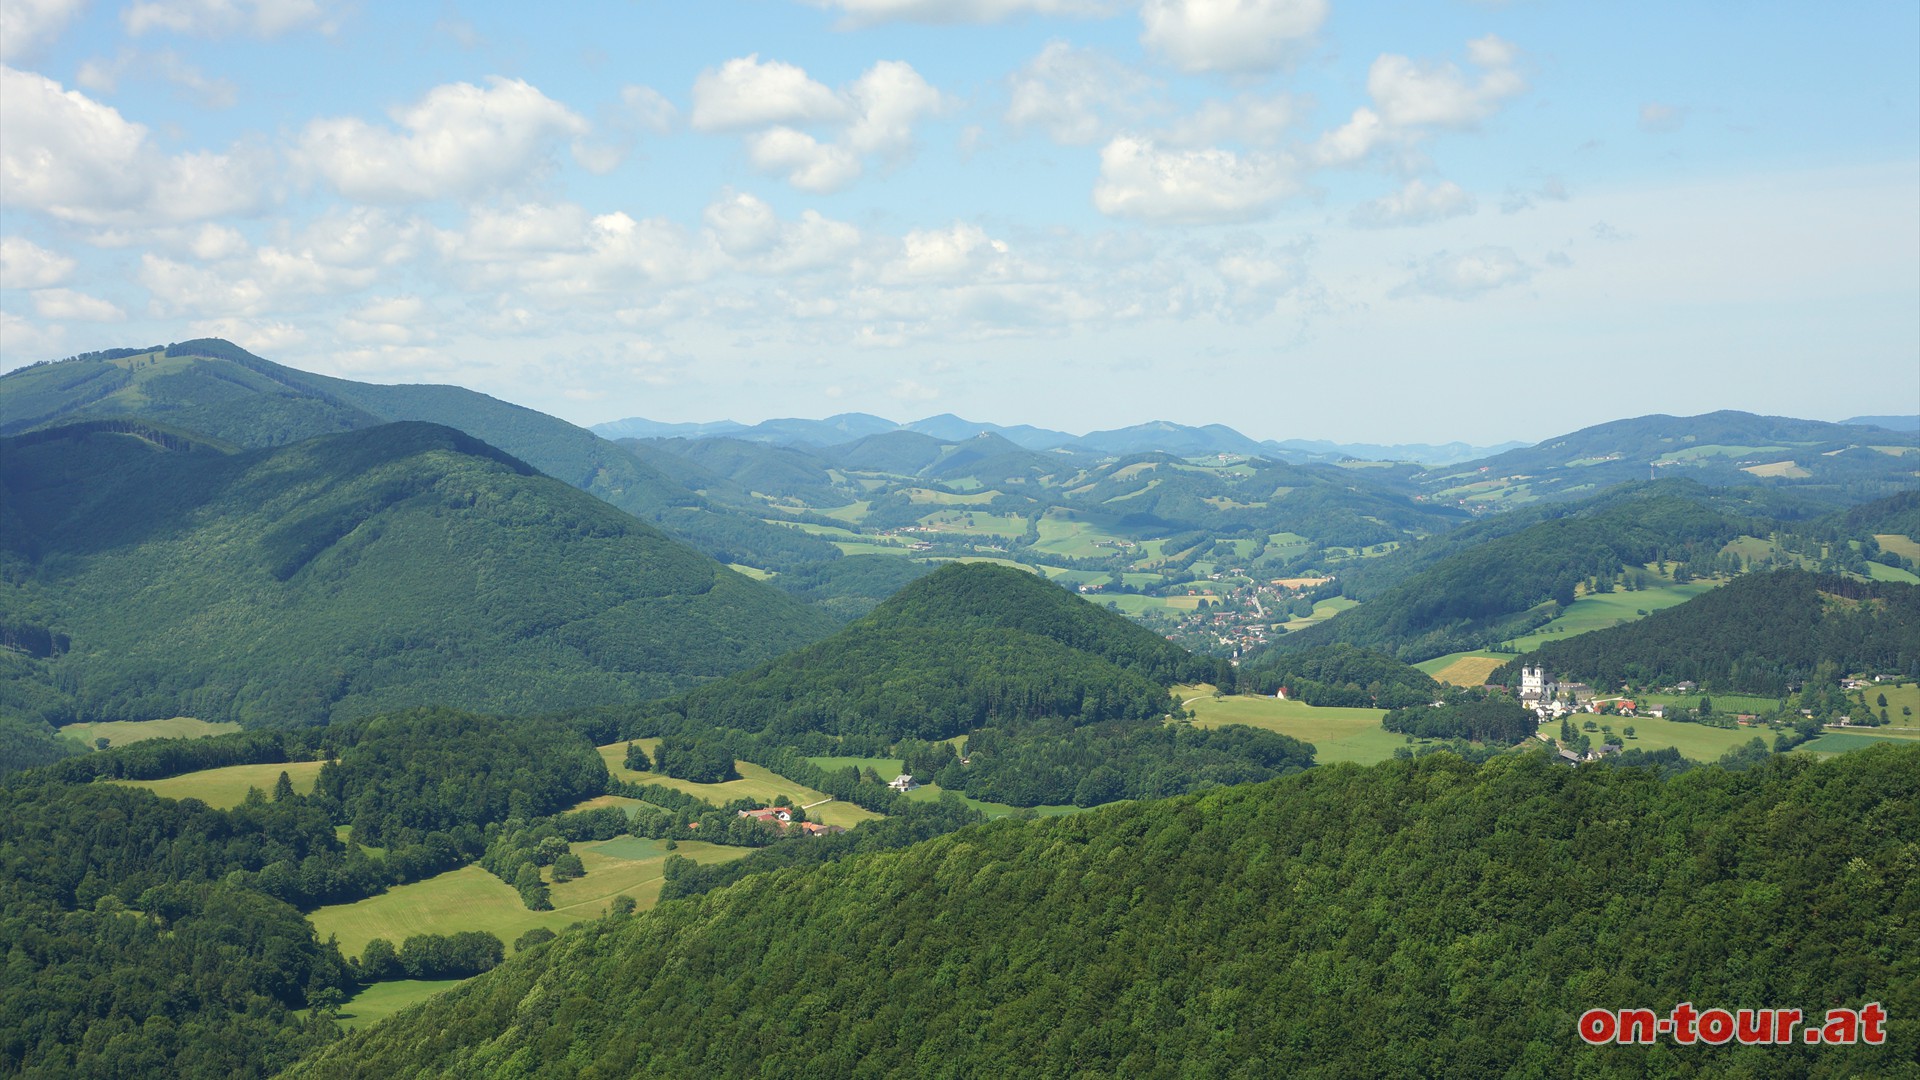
[
  {"x1": 0, "y1": 420, "x2": 830, "y2": 729},
  {"x1": 287, "y1": 745, "x2": 1919, "y2": 1078},
  {"x1": 1496, "y1": 570, "x2": 1920, "y2": 695},
  {"x1": 1236, "y1": 643, "x2": 1441, "y2": 707}
]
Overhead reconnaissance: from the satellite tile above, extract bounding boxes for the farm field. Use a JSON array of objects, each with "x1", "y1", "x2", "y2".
[
  {"x1": 1875, "y1": 534, "x2": 1920, "y2": 561},
  {"x1": 1862, "y1": 560, "x2": 1920, "y2": 584},
  {"x1": 806, "y1": 755, "x2": 906, "y2": 777},
  {"x1": 1500, "y1": 580, "x2": 1720, "y2": 653},
  {"x1": 1176, "y1": 687, "x2": 1400, "y2": 765},
  {"x1": 60, "y1": 716, "x2": 240, "y2": 748},
  {"x1": 1535, "y1": 715, "x2": 1761, "y2": 762},
  {"x1": 119, "y1": 759, "x2": 325, "y2": 808},
  {"x1": 308, "y1": 840, "x2": 751, "y2": 960},
  {"x1": 1417, "y1": 652, "x2": 1507, "y2": 687},
  {"x1": 1281, "y1": 596, "x2": 1359, "y2": 631},
  {"x1": 1854, "y1": 680, "x2": 1919, "y2": 720},
  {"x1": 596, "y1": 743, "x2": 882, "y2": 829},
  {"x1": 330, "y1": 979, "x2": 467, "y2": 1031},
  {"x1": 1793, "y1": 731, "x2": 1920, "y2": 755},
  {"x1": 1635, "y1": 693, "x2": 1781, "y2": 716}
]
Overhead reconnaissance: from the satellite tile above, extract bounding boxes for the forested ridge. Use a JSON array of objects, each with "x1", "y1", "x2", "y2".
[
  {"x1": 287, "y1": 745, "x2": 1919, "y2": 1078},
  {"x1": 0, "y1": 420, "x2": 830, "y2": 730},
  {"x1": 1498, "y1": 570, "x2": 1920, "y2": 694}
]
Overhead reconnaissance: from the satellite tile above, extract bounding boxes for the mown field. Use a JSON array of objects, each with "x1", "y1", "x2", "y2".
[
  {"x1": 1500, "y1": 580, "x2": 1720, "y2": 653},
  {"x1": 119, "y1": 759, "x2": 326, "y2": 808},
  {"x1": 307, "y1": 839, "x2": 751, "y2": 960},
  {"x1": 1176, "y1": 687, "x2": 1401, "y2": 765},
  {"x1": 1534, "y1": 714, "x2": 1764, "y2": 761},
  {"x1": 597, "y1": 742, "x2": 882, "y2": 829},
  {"x1": 1795, "y1": 729, "x2": 1920, "y2": 755},
  {"x1": 1417, "y1": 652, "x2": 1508, "y2": 687},
  {"x1": 59, "y1": 716, "x2": 241, "y2": 748},
  {"x1": 329, "y1": 979, "x2": 466, "y2": 1031}
]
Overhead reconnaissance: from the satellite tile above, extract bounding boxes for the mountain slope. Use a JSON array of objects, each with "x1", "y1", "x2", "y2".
[
  {"x1": 0, "y1": 340, "x2": 838, "y2": 570},
  {"x1": 0, "y1": 420, "x2": 832, "y2": 726},
  {"x1": 287, "y1": 745, "x2": 1920, "y2": 1079}
]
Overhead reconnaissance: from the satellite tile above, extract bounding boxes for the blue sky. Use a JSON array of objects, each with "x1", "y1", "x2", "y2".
[{"x1": 2, "y1": 0, "x2": 1915, "y2": 443}]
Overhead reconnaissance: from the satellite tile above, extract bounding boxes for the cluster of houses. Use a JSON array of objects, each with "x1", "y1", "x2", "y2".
[{"x1": 735, "y1": 805, "x2": 845, "y2": 837}]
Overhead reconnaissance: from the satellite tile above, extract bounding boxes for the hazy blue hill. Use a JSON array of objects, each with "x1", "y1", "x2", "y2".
[
  {"x1": 0, "y1": 420, "x2": 832, "y2": 727},
  {"x1": 1842, "y1": 414, "x2": 1920, "y2": 432},
  {"x1": 0, "y1": 340, "x2": 839, "y2": 570},
  {"x1": 822, "y1": 429, "x2": 950, "y2": 474},
  {"x1": 592, "y1": 416, "x2": 750, "y2": 439},
  {"x1": 904, "y1": 412, "x2": 1082, "y2": 450},
  {"x1": 1427, "y1": 410, "x2": 1920, "y2": 507},
  {"x1": 1077, "y1": 419, "x2": 1272, "y2": 458},
  {"x1": 285, "y1": 745, "x2": 1919, "y2": 1079},
  {"x1": 628, "y1": 436, "x2": 843, "y2": 507}
]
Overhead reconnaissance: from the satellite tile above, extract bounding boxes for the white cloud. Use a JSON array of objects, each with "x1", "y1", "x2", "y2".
[
  {"x1": 32, "y1": 287, "x2": 125, "y2": 321},
  {"x1": 703, "y1": 190, "x2": 781, "y2": 256},
  {"x1": 296, "y1": 77, "x2": 590, "y2": 202},
  {"x1": 1499, "y1": 175, "x2": 1567, "y2": 214},
  {"x1": 76, "y1": 47, "x2": 239, "y2": 107},
  {"x1": 1310, "y1": 106, "x2": 1387, "y2": 166},
  {"x1": 844, "y1": 60, "x2": 946, "y2": 156},
  {"x1": 804, "y1": 0, "x2": 1113, "y2": 25},
  {"x1": 1639, "y1": 101, "x2": 1685, "y2": 133},
  {"x1": 887, "y1": 222, "x2": 1010, "y2": 281},
  {"x1": 1214, "y1": 246, "x2": 1306, "y2": 316},
  {"x1": 1367, "y1": 35, "x2": 1524, "y2": 129},
  {"x1": 1351, "y1": 179, "x2": 1476, "y2": 228},
  {"x1": 1394, "y1": 246, "x2": 1530, "y2": 299},
  {"x1": 690, "y1": 55, "x2": 844, "y2": 132},
  {"x1": 0, "y1": 310, "x2": 66, "y2": 360},
  {"x1": 618, "y1": 84, "x2": 677, "y2": 134},
  {"x1": 445, "y1": 207, "x2": 711, "y2": 298},
  {"x1": 1005, "y1": 42, "x2": 1153, "y2": 146},
  {"x1": 341, "y1": 294, "x2": 431, "y2": 344},
  {"x1": 0, "y1": 65, "x2": 269, "y2": 224},
  {"x1": 0, "y1": 236, "x2": 76, "y2": 288},
  {"x1": 1093, "y1": 135, "x2": 1300, "y2": 224},
  {"x1": 184, "y1": 316, "x2": 307, "y2": 353},
  {"x1": 745, "y1": 127, "x2": 863, "y2": 193},
  {"x1": 123, "y1": 0, "x2": 328, "y2": 38},
  {"x1": 888, "y1": 378, "x2": 940, "y2": 400},
  {"x1": 1140, "y1": 0, "x2": 1327, "y2": 75},
  {"x1": 1, "y1": 0, "x2": 87, "y2": 62},
  {"x1": 1158, "y1": 92, "x2": 1295, "y2": 147}
]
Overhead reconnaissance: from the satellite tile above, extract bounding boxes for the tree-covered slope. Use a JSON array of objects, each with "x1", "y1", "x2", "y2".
[
  {"x1": 1496, "y1": 570, "x2": 1920, "y2": 695},
  {"x1": 288, "y1": 745, "x2": 1919, "y2": 1079},
  {"x1": 1266, "y1": 491, "x2": 1746, "y2": 661},
  {"x1": 0, "y1": 340, "x2": 838, "y2": 570},
  {"x1": 0, "y1": 420, "x2": 831, "y2": 726}
]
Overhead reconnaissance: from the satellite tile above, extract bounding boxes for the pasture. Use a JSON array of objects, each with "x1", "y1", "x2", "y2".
[
  {"x1": 330, "y1": 979, "x2": 467, "y2": 1031},
  {"x1": 1281, "y1": 596, "x2": 1358, "y2": 631},
  {"x1": 1418, "y1": 653, "x2": 1508, "y2": 687},
  {"x1": 1875, "y1": 534, "x2": 1920, "y2": 562},
  {"x1": 1536, "y1": 715, "x2": 1761, "y2": 762},
  {"x1": 60, "y1": 716, "x2": 240, "y2": 748},
  {"x1": 308, "y1": 840, "x2": 751, "y2": 959},
  {"x1": 1854, "y1": 680, "x2": 1919, "y2": 720},
  {"x1": 597, "y1": 743, "x2": 882, "y2": 829},
  {"x1": 1176, "y1": 687, "x2": 1400, "y2": 765},
  {"x1": 120, "y1": 759, "x2": 325, "y2": 808},
  {"x1": 1795, "y1": 731, "x2": 1920, "y2": 756},
  {"x1": 1501, "y1": 580, "x2": 1719, "y2": 653}
]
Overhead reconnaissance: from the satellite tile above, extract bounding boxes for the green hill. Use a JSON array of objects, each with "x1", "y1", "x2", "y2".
[
  {"x1": 1496, "y1": 570, "x2": 1920, "y2": 696},
  {"x1": 0, "y1": 340, "x2": 837, "y2": 570},
  {"x1": 286, "y1": 745, "x2": 1920, "y2": 1078},
  {"x1": 0, "y1": 420, "x2": 831, "y2": 727},
  {"x1": 637, "y1": 563, "x2": 1299, "y2": 807},
  {"x1": 1266, "y1": 491, "x2": 1745, "y2": 661}
]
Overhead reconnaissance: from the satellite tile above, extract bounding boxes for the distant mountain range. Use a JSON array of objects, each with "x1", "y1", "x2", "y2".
[{"x1": 594, "y1": 411, "x2": 1525, "y2": 466}]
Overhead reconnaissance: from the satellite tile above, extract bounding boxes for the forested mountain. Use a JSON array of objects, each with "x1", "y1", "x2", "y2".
[
  {"x1": 1497, "y1": 570, "x2": 1920, "y2": 695},
  {"x1": 0, "y1": 341, "x2": 837, "y2": 570},
  {"x1": 288, "y1": 745, "x2": 1919, "y2": 1079},
  {"x1": 1422, "y1": 410, "x2": 1920, "y2": 509},
  {"x1": 0, "y1": 420, "x2": 830, "y2": 728},
  {"x1": 629, "y1": 564, "x2": 1310, "y2": 806},
  {"x1": 1264, "y1": 491, "x2": 1745, "y2": 661}
]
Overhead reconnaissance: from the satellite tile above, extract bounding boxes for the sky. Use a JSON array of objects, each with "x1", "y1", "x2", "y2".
[{"x1": 1, "y1": 1, "x2": 1916, "y2": 445}]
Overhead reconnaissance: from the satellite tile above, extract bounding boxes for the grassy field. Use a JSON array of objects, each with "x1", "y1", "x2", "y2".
[
  {"x1": 330, "y1": 979, "x2": 468, "y2": 1031},
  {"x1": 1854, "y1": 680, "x2": 1919, "y2": 721},
  {"x1": 596, "y1": 743, "x2": 881, "y2": 829},
  {"x1": 120, "y1": 759, "x2": 325, "y2": 808},
  {"x1": 1796, "y1": 730, "x2": 1920, "y2": 755},
  {"x1": 1875, "y1": 534, "x2": 1920, "y2": 561},
  {"x1": 1281, "y1": 596, "x2": 1358, "y2": 632},
  {"x1": 806, "y1": 755, "x2": 906, "y2": 777},
  {"x1": 901, "y1": 782, "x2": 1079, "y2": 818},
  {"x1": 1535, "y1": 715, "x2": 1762, "y2": 761},
  {"x1": 59, "y1": 716, "x2": 241, "y2": 749},
  {"x1": 1176, "y1": 686, "x2": 1401, "y2": 765},
  {"x1": 308, "y1": 839, "x2": 751, "y2": 960},
  {"x1": 1635, "y1": 693, "x2": 1782, "y2": 716},
  {"x1": 1418, "y1": 653, "x2": 1507, "y2": 687},
  {"x1": 1501, "y1": 581, "x2": 1720, "y2": 653}
]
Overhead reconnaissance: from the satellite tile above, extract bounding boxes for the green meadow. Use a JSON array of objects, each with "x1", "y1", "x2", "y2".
[
  {"x1": 120, "y1": 759, "x2": 325, "y2": 809},
  {"x1": 329, "y1": 979, "x2": 468, "y2": 1031},
  {"x1": 60, "y1": 716, "x2": 241, "y2": 748},
  {"x1": 1534, "y1": 714, "x2": 1762, "y2": 761},
  {"x1": 597, "y1": 742, "x2": 882, "y2": 829},
  {"x1": 1500, "y1": 580, "x2": 1720, "y2": 653},
  {"x1": 1176, "y1": 687, "x2": 1401, "y2": 765}
]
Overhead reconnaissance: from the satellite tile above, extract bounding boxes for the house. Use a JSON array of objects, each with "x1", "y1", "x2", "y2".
[
  {"x1": 1648, "y1": 705, "x2": 1667, "y2": 718},
  {"x1": 738, "y1": 807, "x2": 793, "y2": 824},
  {"x1": 889, "y1": 774, "x2": 918, "y2": 792},
  {"x1": 795, "y1": 822, "x2": 845, "y2": 837}
]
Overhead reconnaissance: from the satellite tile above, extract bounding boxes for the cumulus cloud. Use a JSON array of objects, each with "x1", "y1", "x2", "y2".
[
  {"x1": 1310, "y1": 106, "x2": 1387, "y2": 166},
  {"x1": 296, "y1": 77, "x2": 590, "y2": 202},
  {"x1": 0, "y1": 65, "x2": 269, "y2": 224},
  {"x1": 1, "y1": 0, "x2": 87, "y2": 62},
  {"x1": 1393, "y1": 246, "x2": 1530, "y2": 299},
  {"x1": 804, "y1": 0, "x2": 1113, "y2": 25},
  {"x1": 77, "y1": 48, "x2": 239, "y2": 107},
  {"x1": 183, "y1": 316, "x2": 307, "y2": 353},
  {"x1": 1005, "y1": 42, "x2": 1154, "y2": 145},
  {"x1": 1140, "y1": 0, "x2": 1327, "y2": 75},
  {"x1": 690, "y1": 55, "x2": 844, "y2": 132},
  {"x1": 442, "y1": 205, "x2": 710, "y2": 298},
  {"x1": 1367, "y1": 34, "x2": 1523, "y2": 129},
  {"x1": 887, "y1": 222, "x2": 1011, "y2": 281},
  {"x1": 32, "y1": 287, "x2": 126, "y2": 321},
  {"x1": 1093, "y1": 135, "x2": 1300, "y2": 224},
  {"x1": 703, "y1": 190, "x2": 781, "y2": 256},
  {"x1": 0, "y1": 236, "x2": 76, "y2": 288},
  {"x1": 1350, "y1": 178, "x2": 1476, "y2": 228},
  {"x1": 123, "y1": 0, "x2": 329, "y2": 38},
  {"x1": 699, "y1": 56, "x2": 949, "y2": 192}
]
